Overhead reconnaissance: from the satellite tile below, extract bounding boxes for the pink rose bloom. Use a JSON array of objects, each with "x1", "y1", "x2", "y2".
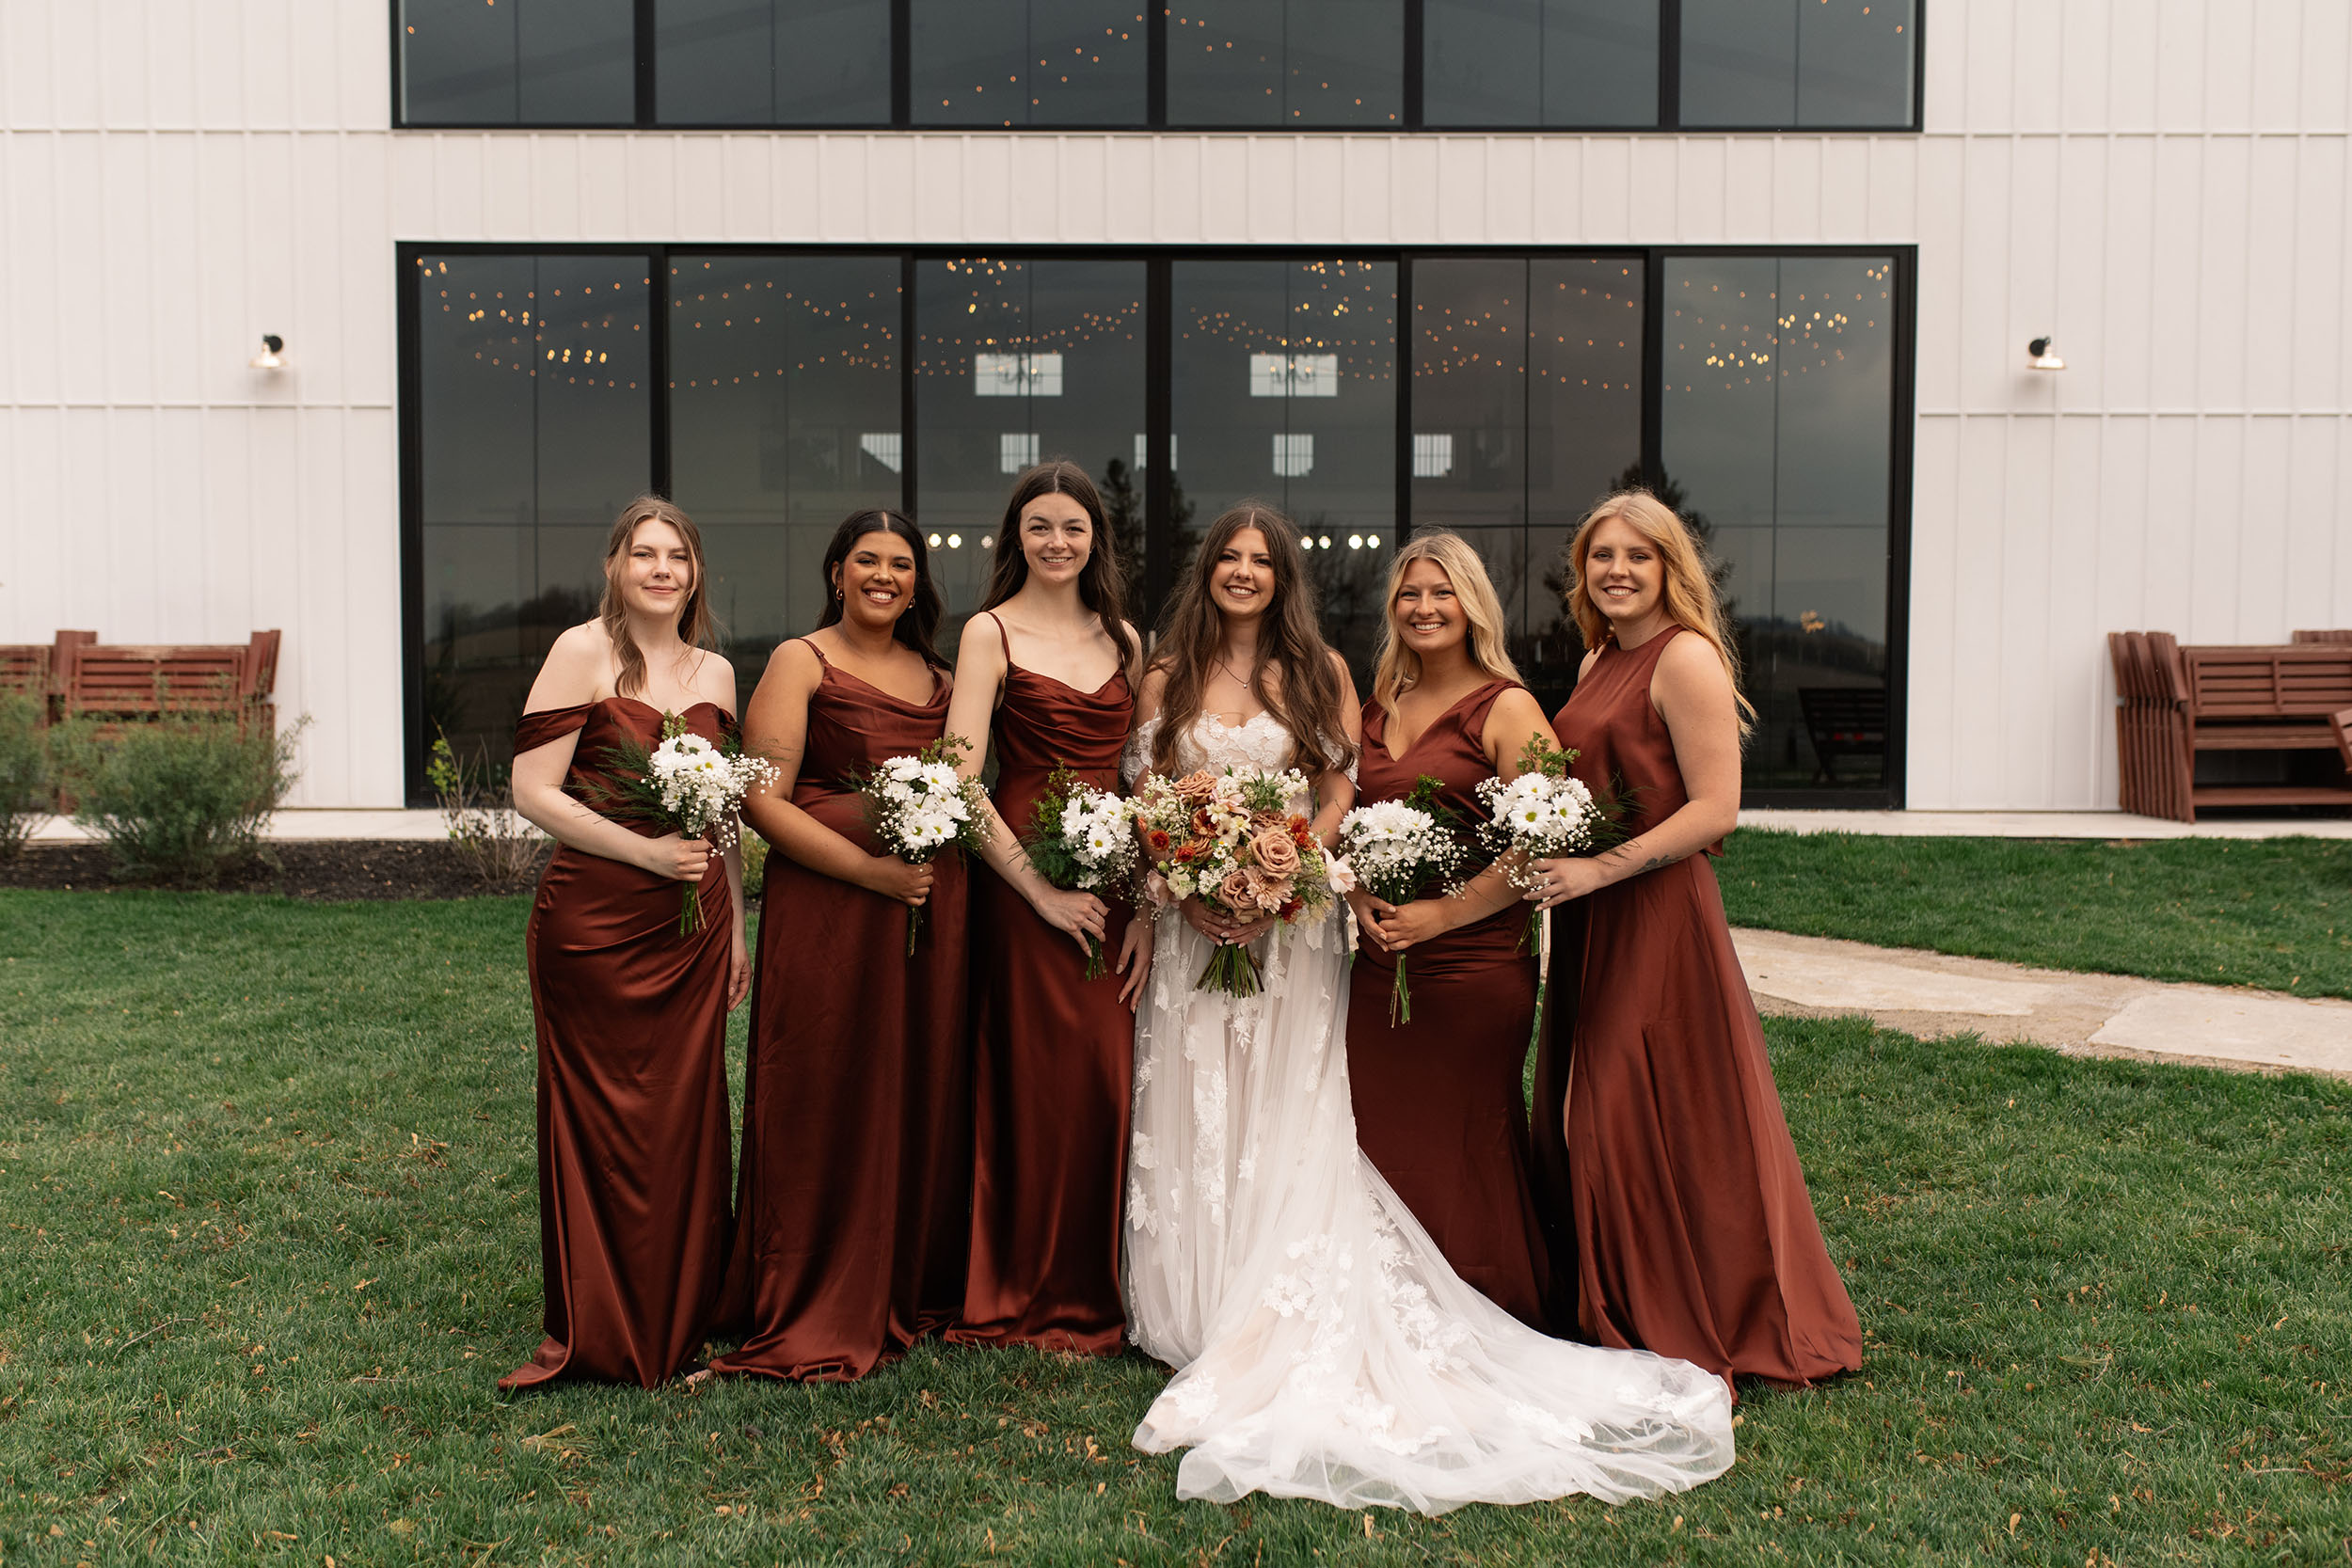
[
  {"x1": 1175, "y1": 770, "x2": 1220, "y2": 805},
  {"x1": 1326, "y1": 856, "x2": 1358, "y2": 894},
  {"x1": 1216, "y1": 867, "x2": 1257, "y2": 911},
  {"x1": 1144, "y1": 869, "x2": 1173, "y2": 907},
  {"x1": 1249, "y1": 825, "x2": 1303, "y2": 879}
]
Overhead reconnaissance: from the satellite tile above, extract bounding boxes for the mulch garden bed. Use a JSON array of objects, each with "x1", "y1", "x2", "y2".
[{"x1": 0, "y1": 839, "x2": 544, "y2": 900}]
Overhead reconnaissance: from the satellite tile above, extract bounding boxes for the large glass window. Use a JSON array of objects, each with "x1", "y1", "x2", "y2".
[
  {"x1": 1661, "y1": 253, "x2": 1897, "y2": 789},
  {"x1": 667, "y1": 255, "x2": 905, "y2": 711},
  {"x1": 1166, "y1": 1, "x2": 1405, "y2": 126},
  {"x1": 398, "y1": 0, "x2": 636, "y2": 125},
  {"x1": 1410, "y1": 257, "x2": 1644, "y2": 706},
  {"x1": 912, "y1": 1, "x2": 1148, "y2": 126},
  {"x1": 914, "y1": 258, "x2": 1148, "y2": 629},
  {"x1": 1422, "y1": 0, "x2": 1658, "y2": 128},
  {"x1": 653, "y1": 0, "x2": 893, "y2": 124},
  {"x1": 398, "y1": 0, "x2": 1917, "y2": 128},
  {"x1": 414, "y1": 252, "x2": 652, "y2": 766},
  {"x1": 1171, "y1": 259, "x2": 1398, "y2": 664},
  {"x1": 405, "y1": 245, "x2": 1908, "y2": 800},
  {"x1": 1680, "y1": 0, "x2": 1915, "y2": 128}
]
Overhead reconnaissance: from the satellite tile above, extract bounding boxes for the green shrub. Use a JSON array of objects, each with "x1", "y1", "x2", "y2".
[
  {"x1": 58, "y1": 709, "x2": 303, "y2": 884},
  {"x1": 426, "y1": 729, "x2": 548, "y2": 888},
  {"x1": 740, "y1": 826, "x2": 769, "y2": 897},
  {"x1": 0, "y1": 692, "x2": 51, "y2": 860}
]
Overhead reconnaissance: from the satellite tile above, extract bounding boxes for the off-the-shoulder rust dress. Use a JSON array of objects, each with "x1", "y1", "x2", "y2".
[
  {"x1": 1344, "y1": 679, "x2": 1554, "y2": 1333},
  {"x1": 1534, "y1": 626, "x2": 1861, "y2": 1386},
  {"x1": 947, "y1": 618, "x2": 1136, "y2": 1354},
  {"x1": 712, "y1": 641, "x2": 971, "y2": 1381},
  {"x1": 500, "y1": 697, "x2": 737, "y2": 1391}
]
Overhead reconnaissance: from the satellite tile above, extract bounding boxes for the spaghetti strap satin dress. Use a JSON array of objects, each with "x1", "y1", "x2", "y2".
[
  {"x1": 1344, "y1": 680, "x2": 1554, "y2": 1334},
  {"x1": 500, "y1": 697, "x2": 737, "y2": 1391},
  {"x1": 713, "y1": 641, "x2": 972, "y2": 1382},
  {"x1": 1534, "y1": 626, "x2": 1862, "y2": 1386},
  {"x1": 948, "y1": 616, "x2": 1136, "y2": 1354}
]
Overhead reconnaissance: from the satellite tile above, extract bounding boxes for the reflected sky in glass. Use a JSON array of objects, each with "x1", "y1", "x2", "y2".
[
  {"x1": 1681, "y1": 0, "x2": 1912, "y2": 128},
  {"x1": 914, "y1": 0, "x2": 1148, "y2": 126},
  {"x1": 1168, "y1": 1, "x2": 1402, "y2": 126},
  {"x1": 654, "y1": 0, "x2": 893, "y2": 124},
  {"x1": 1423, "y1": 0, "x2": 1657, "y2": 127},
  {"x1": 400, "y1": 0, "x2": 635, "y2": 124}
]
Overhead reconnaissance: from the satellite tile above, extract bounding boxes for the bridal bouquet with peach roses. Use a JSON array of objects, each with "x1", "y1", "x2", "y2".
[{"x1": 1132, "y1": 766, "x2": 1335, "y2": 998}]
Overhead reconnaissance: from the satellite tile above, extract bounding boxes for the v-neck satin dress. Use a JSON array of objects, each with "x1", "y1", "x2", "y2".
[
  {"x1": 712, "y1": 641, "x2": 973, "y2": 1382},
  {"x1": 501, "y1": 697, "x2": 738, "y2": 1391},
  {"x1": 948, "y1": 617, "x2": 1137, "y2": 1354},
  {"x1": 1534, "y1": 626, "x2": 1861, "y2": 1386},
  {"x1": 1343, "y1": 679, "x2": 1554, "y2": 1334}
]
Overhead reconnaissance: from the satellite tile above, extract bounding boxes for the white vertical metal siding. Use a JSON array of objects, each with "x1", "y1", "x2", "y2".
[{"x1": 2, "y1": 0, "x2": 2348, "y2": 807}]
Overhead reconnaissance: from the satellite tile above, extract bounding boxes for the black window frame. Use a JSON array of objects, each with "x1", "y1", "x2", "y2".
[
  {"x1": 389, "y1": 0, "x2": 1924, "y2": 133},
  {"x1": 398, "y1": 240, "x2": 1915, "y2": 808}
]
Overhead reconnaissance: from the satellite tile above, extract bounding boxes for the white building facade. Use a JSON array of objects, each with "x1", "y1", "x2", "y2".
[{"x1": 3, "y1": 0, "x2": 2348, "y2": 811}]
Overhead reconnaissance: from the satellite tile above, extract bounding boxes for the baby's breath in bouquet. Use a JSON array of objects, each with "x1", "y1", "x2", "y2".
[
  {"x1": 583, "y1": 712, "x2": 777, "y2": 936},
  {"x1": 851, "y1": 734, "x2": 993, "y2": 956},
  {"x1": 1022, "y1": 767, "x2": 1138, "y2": 980},
  {"x1": 1133, "y1": 766, "x2": 1334, "y2": 998},
  {"x1": 1336, "y1": 774, "x2": 1472, "y2": 1023}
]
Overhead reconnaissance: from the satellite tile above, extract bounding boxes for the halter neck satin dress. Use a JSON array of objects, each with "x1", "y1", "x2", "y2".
[
  {"x1": 501, "y1": 696, "x2": 737, "y2": 1391},
  {"x1": 948, "y1": 614, "x2": 1137, "y2": 1354},
  {"x1": 1344, "y1": 679, "x2": 1554, "y2": 1334},
  {"x1": 713, "y1": 641, "x2": 972, "y2": 1381},
  {"x1": 1535, "y1": 626, "x2": 1862, "y2": 1386}
]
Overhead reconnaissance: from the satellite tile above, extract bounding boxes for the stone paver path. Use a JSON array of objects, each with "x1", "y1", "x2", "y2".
[{"x1": 1733, "y1": 927, "x2": 2352, "y2": 1081}]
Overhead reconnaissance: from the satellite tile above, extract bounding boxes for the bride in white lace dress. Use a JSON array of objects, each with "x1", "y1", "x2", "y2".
[{"x1": 1118, "y1": 504, "x2": 1735, "y2": 1514}]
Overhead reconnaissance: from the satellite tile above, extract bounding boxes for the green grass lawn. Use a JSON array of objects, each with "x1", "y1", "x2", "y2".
[
  {"x1": 2, "y1": 888, "x2": 2348, "y2": 1566},
  {"x1": 1720, "y1": 832, "x2": 2352, "y2": 999}
]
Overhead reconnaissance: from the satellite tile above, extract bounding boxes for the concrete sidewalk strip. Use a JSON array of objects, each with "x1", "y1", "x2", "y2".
[{"x1": 1733, "y1": 927, "x2": 2352, "y2": 1081}]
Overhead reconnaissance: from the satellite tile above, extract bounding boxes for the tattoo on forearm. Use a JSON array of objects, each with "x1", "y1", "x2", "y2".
[{"x1": 1634, "y1": 851, "x2": 1682, "y2": 873}]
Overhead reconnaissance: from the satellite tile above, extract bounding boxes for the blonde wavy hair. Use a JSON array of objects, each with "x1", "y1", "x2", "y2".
[
  {"x1": 598, "y1": 495, "x2": 719, "y2": 701},
  {"x1": 1563, "y1": 489, "x2": 1756, "y2": 735},
  {"x1": 1368, "y1": 531, "x2": 1522, "y2": 727}
]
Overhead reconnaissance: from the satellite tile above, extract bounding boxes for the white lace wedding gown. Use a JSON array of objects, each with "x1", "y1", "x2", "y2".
[{"x1": 1121, "y1": 711, "x2": 1736, "y2": 1514}]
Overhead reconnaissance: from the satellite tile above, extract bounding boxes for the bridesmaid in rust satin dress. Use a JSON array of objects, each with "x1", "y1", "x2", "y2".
[
  {"x1": 1342, "y1": 533, "x2": 1565, "y2": 1334},
  {"x1": 713, "y1": 510, "x2": 972, "y2": 1382},
  {"x1": 501, "y1": 497, "x2": 749, "y2": 1390},
  {"x1": 942, "y1": 462, "x2": 1147, "y2": 1355},
  {"x1": 1529, "y1": 491, "x2": 1861, "y2": 1387}
]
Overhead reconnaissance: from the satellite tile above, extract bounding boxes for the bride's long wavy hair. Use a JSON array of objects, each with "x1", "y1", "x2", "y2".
[{"x1": 1148, "y1": 500, "x2": 1355, "y2": 781}]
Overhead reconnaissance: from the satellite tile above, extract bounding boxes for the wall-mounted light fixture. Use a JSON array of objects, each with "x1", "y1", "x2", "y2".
[
  {"x1": 2026, "y1": 336, "x2": 2067, "y2": 371},
  {"x1": 249, "y1": 334, "x2": 287, "y2": 371}
]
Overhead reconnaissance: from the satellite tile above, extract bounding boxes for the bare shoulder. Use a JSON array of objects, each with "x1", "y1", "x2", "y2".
[
  {"x1": 526, "y1": 622, "x2": 612, "y2": 709},
  {"x1": 1486, "y1": 684, "x2": 1552, "y2": 734},
  {"x1": 691, "y1": 649, "x2": 739, "y2": 710},
  {"x1": 1135, "y1": 659, "x2": 1171, "y2": 721},
  {"x1": 957, "y1": 610, "x2": 1009, "y2": 665},
  {"x1": 1650, "y1": 628, "x2": 1737, "y2": 712},
  {"x1": 1117, "y1": 620, "x2": 1145, "y2": 666},
  {"x1": 1325, "y1": 647, "x2": 1358, "y2": 694},
  {"x1": 760, "y1": 636, "x2": 825, "y2": 694}
]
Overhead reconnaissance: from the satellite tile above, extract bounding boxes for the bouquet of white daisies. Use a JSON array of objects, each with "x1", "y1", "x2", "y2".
[
  {"x1": 852, "y1": 734, "x2": 993, "y2": 955},
  {"x1": 586, "y1": 712, "x2": 778, "y2": 936},
  {"x1": 1336, "y1": 775, "x2": 1471, "y2": 1023},
  {"x1": 1474, "y1": 734, "x2": 1616, "y2": 1041},
  {"x1": 1020, "y1": 766, "x2": 1139, "y2": 979}
]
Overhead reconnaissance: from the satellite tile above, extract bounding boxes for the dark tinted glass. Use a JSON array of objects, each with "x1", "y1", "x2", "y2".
[
  {"x1": 1170, "y1": 258, "x2": 1397, "y2": 670},
  {"x1": 914, "y1": 258, "x2": 1148, "y2": 634},
  {"x1": 655, "y1": 0, "x2": 894, "y2": 124},
  {"x1": 399, "y1": 0, "x2": 636, "y2": 125},
  {"x1": 1797, "y1": 0, "x2": 1914, "y2": 126},
  {"x1": 1661, "y1": 254, "x2": 1896, "y2": 790},
  {"x1": 1682, "y1": 0, "x2": 1913, "y2": 128},
  {"x1": 1167, "y1": 1, "x2": 1402, "y2": 127},
  {"x1": 913, "y1": 0, "x2": 1147, "y2": 126},
  {"x1": 667, "y1": 255, "x2": 904, "y2": 710},
  {"x1": 1410, "y1": 257, "x2": 1641, "y2": 702},
  {"x1": 416, "y1": 253, "x2": 651, "y2": 766},
  {"x1": 1423, "y1": 0, "x2": 1657, "y2": 128}
]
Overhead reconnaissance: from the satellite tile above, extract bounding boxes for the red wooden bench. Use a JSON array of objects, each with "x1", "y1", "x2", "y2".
[
  {"x1": 0, "y1": 631, "x2": 96, "y2": 723},
  {"x1": 2296, "y1": 629, "x2": 2352, "y2": 644},
  {"x1": 56, "y1": 630, "x2": 281, "y2": 732},
  {"x1": 2107, "y1": 632, "x2": 2352, "y2": 820}
]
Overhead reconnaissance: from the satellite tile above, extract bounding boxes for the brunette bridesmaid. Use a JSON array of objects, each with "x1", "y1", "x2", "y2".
[
  {"x1": 711, "y1": 510, "x2": 971, "y2": 1382},
  {"x1": 1341, "y1": 531, "x2": 1564, "y2": 1335},
  {"x1": 501, "y1": 496, "x2": 748, "y2": 1390},
  {"x1": 1528, "y1": 489, "x2": 1862, "y2": 1387},
  {"x1": 943, "y1": 461, "x2": 1146, "y2": 1356}
]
